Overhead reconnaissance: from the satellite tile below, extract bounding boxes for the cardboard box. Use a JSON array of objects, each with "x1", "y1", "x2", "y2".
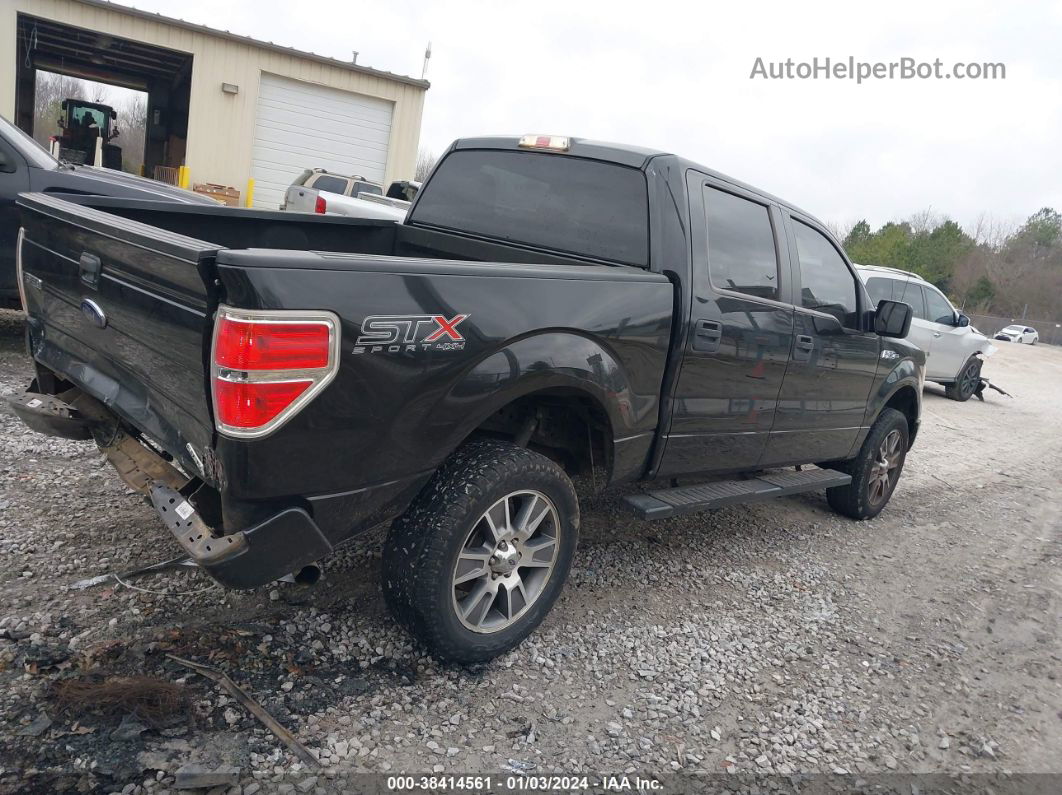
[{"x1": 193, "y1": 183, "x2": 240, "y2": 206}]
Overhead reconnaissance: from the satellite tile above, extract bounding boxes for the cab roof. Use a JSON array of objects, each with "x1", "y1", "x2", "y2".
[
  {"x1": 451, "y1": 135, "x2": 819, "y2": 221},
  {"x1": 854, "y1": 263, "x2": 929, "y2": 283}
]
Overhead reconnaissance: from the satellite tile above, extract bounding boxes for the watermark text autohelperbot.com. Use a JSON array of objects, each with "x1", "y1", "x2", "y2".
[{"x1": 750, "y1": 56, "x2": 1005, "y2": 83}]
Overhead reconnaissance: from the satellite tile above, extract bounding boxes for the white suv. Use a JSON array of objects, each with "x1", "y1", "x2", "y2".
[{"x1": 855, "y1": 265, "x2": 995, "y2": 401}]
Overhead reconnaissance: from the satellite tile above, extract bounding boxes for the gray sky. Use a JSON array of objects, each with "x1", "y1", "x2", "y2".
[{"x1": 117, "y1": 0, "x2": 1062, "y2": 232}]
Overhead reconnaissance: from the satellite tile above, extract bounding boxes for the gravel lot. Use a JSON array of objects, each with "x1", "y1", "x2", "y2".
[{"x1": 0, "y1": 308, "x2": 1059, "y2": 793}]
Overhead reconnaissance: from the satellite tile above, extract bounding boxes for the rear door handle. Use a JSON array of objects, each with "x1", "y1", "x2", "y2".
[
  {"x1": 933, "y1": 332, "x2": 942, "y2": 337},
  {"x1": 79, "y1": 252, "x2": 102, "y2": 288},
  {"x1": 693, "y1": 319, "x2": 722, "y2": 353},
  {"x1": 793, "y1": 334, "x2": 814, "y2": 362}
]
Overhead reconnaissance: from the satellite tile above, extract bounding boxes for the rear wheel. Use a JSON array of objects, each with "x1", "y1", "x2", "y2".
[
  {"x1": 825, "y1": 408, "x2": 909, "y2": 520},
  {"x1": 945, "y1": 357, "x2": 981, "y2": 402},
  {"x1": 383, "y1": 439, "x2": 578, "y2": 664}
]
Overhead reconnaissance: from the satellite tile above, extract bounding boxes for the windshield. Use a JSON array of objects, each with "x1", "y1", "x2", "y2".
[
  {"x1": 1002, "y1": 326, "x2": 1023, "y2": 333},
  {"x1": 411, "y1": 149, "x2": 649, "y2": 266},
  {"x1": 0, "y1": 114, "x2": 58, "y2": 169},
  {"x1": 71, "y1": 106, "x2": 107, "y2": 129}
]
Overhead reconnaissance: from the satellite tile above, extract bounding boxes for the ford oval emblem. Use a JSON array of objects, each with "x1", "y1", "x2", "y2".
[{"x1": 81, "y1": 298, "x2": 107, "y2": 329}]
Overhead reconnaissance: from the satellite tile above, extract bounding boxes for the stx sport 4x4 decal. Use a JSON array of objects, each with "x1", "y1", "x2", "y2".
[{"x1": 353, "y1": 314, "x2": 469, "y2": 354}]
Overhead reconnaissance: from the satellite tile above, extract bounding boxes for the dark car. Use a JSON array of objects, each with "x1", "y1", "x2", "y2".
[
  {"x1": 10, "y1": 134, "x2": 924, "y2": 663},
  {"x1": 0, "y1": 113, "x2": 215, "y2": 307}
]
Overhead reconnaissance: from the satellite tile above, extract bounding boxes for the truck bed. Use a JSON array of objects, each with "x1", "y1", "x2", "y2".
[{"x1": 16, "y1": 192, "x2": 674, "y2": 547}]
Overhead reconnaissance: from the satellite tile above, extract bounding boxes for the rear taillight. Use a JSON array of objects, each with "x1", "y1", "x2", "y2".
[
  {"x1": 314, "y1": 195, "x2": 327, "y2": 214},
  {"x1": 211, "y1": 307, "x2": 340, "y2": 438}
]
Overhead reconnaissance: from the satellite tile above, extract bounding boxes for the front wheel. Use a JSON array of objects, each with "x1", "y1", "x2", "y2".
[
  {"x1": 383, "y1": 440, "x2": 579, "y2": 664},
  {"x1": 945, "y1": 357, "x2": 982, "y2": 401},
  {"x1": 826, "y1": 408, "x2": 909, "y2": 520}
]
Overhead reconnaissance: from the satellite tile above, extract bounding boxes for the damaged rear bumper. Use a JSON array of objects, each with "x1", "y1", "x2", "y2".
[
  {"x1": 147, "y1": 482, "x2": 332, "y2": 589},
  {"x1": 9, "y1": 387, "x2": 332, "y2": 590}
]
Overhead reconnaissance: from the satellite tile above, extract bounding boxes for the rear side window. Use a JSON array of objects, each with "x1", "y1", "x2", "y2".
[
  {"x1": 411, "y1": 149, "x2": 649, "y2": 266},
  {"x1": 351, "y1": 180, "x2": 382, "y2": 197},
  {"x1": 793, "y1": 221, "x2": 859, "y2": 328},
  {"x1": 864, "y1": 276, "x2": 895, "y2": 306},
  {"x1": 894, "y1": 279, "x2": 926, "y2": 319},
  {"x1": 311, "y1": 174, "x2": 348, "y2": 194},
  {"x1": 923, "y1": 286, "x2": 955, "y2": 324},
  {"x1": 703, "y1": 187, "x2": 779, "y2": 301}
]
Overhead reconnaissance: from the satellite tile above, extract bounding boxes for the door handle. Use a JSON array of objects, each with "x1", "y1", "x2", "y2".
[
  {"x1": 693, "y1": 319, "x2": 722, "y2": 353},
  {"x1": 793, "y1": 334, "x2": 814, "y2": 362},
  {"x1": 933, "y1": 332, "x2": 942, "y2": 338},
  {"x1": 79, "y1": 252, "x2": 102, "y2": 288}
]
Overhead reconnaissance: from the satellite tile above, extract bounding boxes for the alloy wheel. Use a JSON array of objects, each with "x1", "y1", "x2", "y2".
[
  {"x1": 868, "y1": 429, "x2": 903, "y2": 507},
  {"x1": 451, "y1": 490, "x2": 560, "y2": 633},
  {"x1": 959, "y1": 360, "x2": 981, "y2": 397}
]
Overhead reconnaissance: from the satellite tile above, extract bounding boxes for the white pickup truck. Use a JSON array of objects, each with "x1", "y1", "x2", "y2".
[{"x1": 279, "y1": 168, "x2": 418, "y2": 221}]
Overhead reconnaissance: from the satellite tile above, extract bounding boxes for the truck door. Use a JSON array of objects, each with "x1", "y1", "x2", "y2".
[
  {"x1": 763, "y1": 214, "x2": 879, "y2": 465},
  {"x1": 657, "y1": 176, "x2": 794, "y2": 477}
]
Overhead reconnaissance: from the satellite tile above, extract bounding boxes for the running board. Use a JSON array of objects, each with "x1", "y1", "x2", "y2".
[{"x1": 624, "y1": 468, "x2": 852, "y2": 520}]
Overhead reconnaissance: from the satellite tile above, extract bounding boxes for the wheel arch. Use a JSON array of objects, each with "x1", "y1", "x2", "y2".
[
  {"x1": 880, "y1": 383, "x2": 920, "y2": 447},
  {"x1": 427, "y1": 331, "x2": 656, "y2": 486}
]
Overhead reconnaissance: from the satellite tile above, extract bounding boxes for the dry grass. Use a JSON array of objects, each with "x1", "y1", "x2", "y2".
[{"x1": 53, "y1": 676, "x2": 189, "y2": 727}]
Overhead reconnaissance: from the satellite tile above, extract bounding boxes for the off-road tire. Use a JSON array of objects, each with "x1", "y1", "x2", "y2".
[
  {"x1": 825, "y1": 408, "x2": 909, "y2": 520},
  {"x1": 945, "y1": 356, "x2": 982, "y2": 401},
  {"x1": 383, "y1": 439, "x2": 579, "y2": 664}
]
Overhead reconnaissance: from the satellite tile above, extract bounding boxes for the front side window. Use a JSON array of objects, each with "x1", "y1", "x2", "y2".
[
  {"x1": 310, "y1": 174, "x2": 349, "y2": 194},
  {"x1": 703, "y1": 186, "x2": 779, "y2": 301},
  {"x1": 793, "y1": 221, "x2": 858, "y2": 327},
  {"x1": 923, "y1": 286, "x2": 955, "y2": 325}
]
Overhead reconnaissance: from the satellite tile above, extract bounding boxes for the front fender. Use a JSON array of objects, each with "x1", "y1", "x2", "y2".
[{"x1": 861, "y1": 353, "x2": 923, "y2": 450}]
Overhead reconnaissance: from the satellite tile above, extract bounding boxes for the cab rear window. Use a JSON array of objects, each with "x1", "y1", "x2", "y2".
[{"x1": 410, "y1": 149, "x2": 649, "y2": 266}]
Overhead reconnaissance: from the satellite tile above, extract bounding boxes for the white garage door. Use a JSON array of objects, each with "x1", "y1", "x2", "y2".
[{"x1": 251, "y1": 73, "x2": 393, "y2": 209}]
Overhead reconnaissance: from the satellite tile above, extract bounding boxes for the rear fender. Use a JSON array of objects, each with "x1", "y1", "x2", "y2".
[{"x1": 431, "y1": 331, "x2": 656, "y2": 479}]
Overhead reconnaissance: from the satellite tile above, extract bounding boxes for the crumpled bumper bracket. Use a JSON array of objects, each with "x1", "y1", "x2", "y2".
[{"x1": 148, "y1": 483, "x2": 333, "y2": 589}]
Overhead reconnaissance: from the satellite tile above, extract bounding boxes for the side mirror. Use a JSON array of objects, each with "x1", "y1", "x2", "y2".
[
  {"x1": 874, "y1": 300, "x2": 912, "y2": 339},
  {"x1": 956, "y1": 313, "x2": 970, "y2": 327}
]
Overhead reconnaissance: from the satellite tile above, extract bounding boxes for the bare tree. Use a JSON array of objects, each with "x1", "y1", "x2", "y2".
[
  {"x1": 906, "y1": 207, "x2": 940, "y2": 234},
  {"x1": 825, "y1": 219, "x2": 856, "y2": 243},
  {"x1": 118, "y1": 93, "x2": 148, "y2": 174},
  {"x1": 414, "y1": 148, "x2": 437, "y2": 181}
]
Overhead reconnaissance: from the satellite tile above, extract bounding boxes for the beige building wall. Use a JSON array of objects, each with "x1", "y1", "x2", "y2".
[{"x1": 0, "y1": 0, "x2": 426, "y2": 192}]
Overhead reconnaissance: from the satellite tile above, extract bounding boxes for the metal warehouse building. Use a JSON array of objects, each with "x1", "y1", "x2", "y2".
[{"x1": 0, "y1": 0, "x2": 429, "y2": 208}]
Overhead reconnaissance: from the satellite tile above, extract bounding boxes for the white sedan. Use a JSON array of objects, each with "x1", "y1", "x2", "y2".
[{"x1": 994, "y1": 325, "x2": 1039, "y2": 344}]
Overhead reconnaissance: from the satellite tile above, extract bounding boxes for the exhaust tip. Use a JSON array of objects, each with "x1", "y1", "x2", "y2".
[{"x1": 292, "y1": 564, "x2": 322, "y2": 586}]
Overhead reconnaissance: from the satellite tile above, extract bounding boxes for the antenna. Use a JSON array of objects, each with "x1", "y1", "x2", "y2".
[
  {"x1": 422, "y1": 41, "x2": 432, "y2": 80},
  {"x1": 351, "y1": 50, "x2": 359, "y2": 64}
]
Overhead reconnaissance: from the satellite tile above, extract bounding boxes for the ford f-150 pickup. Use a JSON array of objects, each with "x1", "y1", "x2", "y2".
[{"x1": 11, "y1": 134, "x2": 924, "y2": 663}]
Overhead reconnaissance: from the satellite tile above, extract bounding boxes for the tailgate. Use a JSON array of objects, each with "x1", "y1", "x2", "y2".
[
  {"x1": 281, "y1": 186, "x2": 317, "y2": 212},
  {"x1": 16, "y1": 192, "x2": 221, "y2": 478}
]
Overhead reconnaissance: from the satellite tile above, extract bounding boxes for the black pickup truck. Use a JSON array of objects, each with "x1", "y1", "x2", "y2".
[{"x1": 11, "y1": 135, "x2": 923, "y2": 663}]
